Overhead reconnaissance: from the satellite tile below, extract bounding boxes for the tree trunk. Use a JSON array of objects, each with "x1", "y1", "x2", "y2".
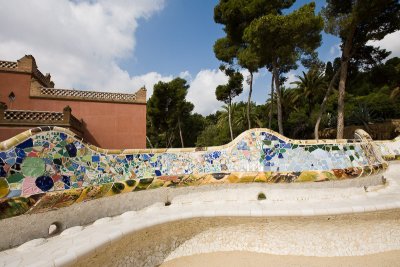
[
  {"x1": 336, "y1": 25, "x2": 356, "y2": 139},
  {"x1": 228, "y1": 99, "x2": 234, "y2": 141},
  {"x1": 268, "y1": 70, "x2": 275, "y2": 129},
  {"x1": 166, "y1": 126, "x2": 177, "y2": 148},
  {"x1": 166, "y1": 132, "x2": 174, "y2": 148},
  {"x1": 247, "y1": 72, "x2": 253, "y2": 130},
  {"x1": 272, "y1": 64, "x2": 284, "y2": 135},
  {"x1": 146, "y1": 135, "x2": 154, "y2": 148},
  {"x1": 314, "y1": 68, "x2": 341, "y2": 140},
  {"x1": 336, "y1": 61, "x2": 349, "y2": 139},
  {"x1": 178, "y1": 117, "x2": 184, "y2": 148}
]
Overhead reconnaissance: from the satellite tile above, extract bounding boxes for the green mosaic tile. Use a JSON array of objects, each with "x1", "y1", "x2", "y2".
[{"x1": 21, "y1": 157, "x2": 45, "y2": 177}]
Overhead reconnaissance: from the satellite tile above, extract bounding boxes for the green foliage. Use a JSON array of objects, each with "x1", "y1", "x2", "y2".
[
  {"x1": 273, "y1": 57, "x2": 400, "y2": 138},
  {"x1": 145, "y1": 0, "x2": 400, "y2": 145},
  {"x1": 215, "y1": 68, "x2": 243, "y2": 141},
  {"x1": 182, "y1": 113, "x2": 206, "y2": 147},
  {"x1": 370, "y1": 57, "x2": 400, "y2": 87},
  {"x1": 243, "y1": 2, "x2": 323, "y2": 135},
  {"x1": 356, "y1": 92, "x2": 398, "y2": 120},
  {"x1": 322, "y1": 0, "x2": 400, "y2": 44},
  {"x1": 322, "y1": 0, "x2": 399, "y2": 138},
  {"x1": 150, "y1": 57, "x2": 400, "y2": 146},
  {"x1": 214, "y1": 0, "x2": 291, "y2": 131},
  {"x1": 232, "y1": 102, "x2": 263, "y2": 130},
  {"x1": 237, "y1": 47, "x2": 261, "y2": 73},
  {"x1": 213, "y1": 37, "x2": 239, "y2": 64},
  {"x1": 147, "y1": 78, "x2": 195, "y2": 148},
  {"x1": 291, "y1": 70, "x2": 327, "y2": 116},
  {"x1": 325, "y1": 61, "x2": 334, "y2": 81},
  {"x1": 196, "y1": 101, "x2": 264, "y2": 146},
  {"x1": 215, "y1": 70, "x2": 243, "y2": 104},
  {"x1": 196, "y1": 124, "x2": 230, "y2": 147},
  {"x1": 301, "y1": 51, "x2": 326, "y2": 73},
  {"x1": 244, "y1": 2, "x2": 323, "y2": 71},
  {"x1": 349, "y1": 57, "x2": 400, "y2": 96},
  {"x1": 214, "y1": 0, "x2": 295, "y2": 47},
  {"x1": 286, "y1": 108, "x2": 312, "y2": 139}
]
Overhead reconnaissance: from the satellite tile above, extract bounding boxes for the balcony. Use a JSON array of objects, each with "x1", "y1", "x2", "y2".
[{"x1": 0, "y1": 104, "x2": 83, "y2": 135}]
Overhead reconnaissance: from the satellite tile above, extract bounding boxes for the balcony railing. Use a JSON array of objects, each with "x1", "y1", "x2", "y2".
[{"x1": 0, "y1": 104, "x2": 83, "y2": 134}]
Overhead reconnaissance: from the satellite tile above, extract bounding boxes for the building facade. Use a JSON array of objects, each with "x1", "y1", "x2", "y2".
[{"x1": 0, "y1": 55, "x2": 146, "y2": 149}]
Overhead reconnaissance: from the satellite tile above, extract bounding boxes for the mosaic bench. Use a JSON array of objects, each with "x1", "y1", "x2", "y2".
[
  {"x1": 375, "y1": 136, "x2": 400, "y2": 161},
  {"x1": 0, "y1": 126, "x2": 395, "y2": 220}
]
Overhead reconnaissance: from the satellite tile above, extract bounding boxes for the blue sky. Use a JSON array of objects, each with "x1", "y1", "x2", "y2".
[
  {"x1": 0, "y1": 0, "x2": 397, "y2": 115},
  {"x1": 124, "y1": 0, "x2": 225, "y2": 76},
  {"x1": 122, "y1": 0, "x2": 342, "y2": 109},
  {"x1": 128, "y1": 0, "x2": 340, "y2": 75}
]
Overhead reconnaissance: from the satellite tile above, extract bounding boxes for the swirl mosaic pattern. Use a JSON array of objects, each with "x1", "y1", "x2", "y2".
[{"x1": 0, "y1": 127, "x2": 390, "y2": 219}]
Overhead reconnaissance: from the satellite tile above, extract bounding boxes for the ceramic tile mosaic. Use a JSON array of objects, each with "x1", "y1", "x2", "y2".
[
  {"x1": 375, "y1": 136, "x2": 400, "y2": 161},
  {"x1": 0, "y1": 127, "x2": 390, "y2": 219}
]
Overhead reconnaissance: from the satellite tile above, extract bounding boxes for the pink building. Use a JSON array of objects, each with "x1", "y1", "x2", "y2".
[{"x1": 0, "y1": 55, "x2": 147, "y2": 149}]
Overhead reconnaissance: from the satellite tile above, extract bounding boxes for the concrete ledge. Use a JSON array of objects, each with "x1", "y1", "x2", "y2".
[
  {"x1": 2, "y1": 210, "x2": 400, "y2": 266},
  {"x1": 0, "y1": 172, "x2": 385, "y2": 250}
]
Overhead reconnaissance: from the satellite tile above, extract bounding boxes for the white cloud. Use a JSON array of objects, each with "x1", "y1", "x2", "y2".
[
  {"x1": 0, "y1": 0, "x2": 167, "y2": 93},
  {"x1": 0, "y1": 0, "x2": 276, "y2": 116},
  {"x1": 99, "y1": 66, "x2": 173, "y2": 98},
  {"x1": 329, "y1": 43, "x2": 341, "y2": 58},
  {"x1": 186, "y1": 69, "x2": 228, "y2": 115},
  {"x1": 369, "y1": 30, "x2": 400, "y2": 58},
  {"x1": 329, "y1": 46, "x2": 335, "y2": 55},
  {"x1": 141, "y1": 67, "x2": 263, "y2": 115},
  {"x1": 185, "y1": 68, "x2": 264, "y2": 115},
  {"x1": 235, "y1": 69, "x2": 260, "y2": 103},
  {"x1": 284, "y1": 71, "x2": 298, "y2": 88},
  {"x1": 179, "y1": 71, "x2": 192, "y2": 81}
]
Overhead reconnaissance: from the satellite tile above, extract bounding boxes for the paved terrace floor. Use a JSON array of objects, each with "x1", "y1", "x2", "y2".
[
  {"x1": 161, "y1": 250, "x2": 400, "y2": 267},
  {"x1": 1, "y1": 161, "x2": 400, "y2": 266}
]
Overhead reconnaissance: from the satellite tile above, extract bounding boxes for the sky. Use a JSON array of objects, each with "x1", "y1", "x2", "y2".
[{"x1": 0, "y1": 0, "x2": 398, "y2": 115}]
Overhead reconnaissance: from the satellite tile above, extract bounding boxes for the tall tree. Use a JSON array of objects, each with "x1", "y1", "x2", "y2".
[
  {"x1": 215, "y1": 68, "x2": 243, "y2": 141},
  {"x1": 268, "y1": 71, "x2": 275, "y2": 129},
  {"x1": 324, "y1": 61, "x2": 335, "y2": 82},
  {"x1": 314, "y1": 67, "x2": 340, "y2": 139},
  {"x1": 244, "y1": 3, "x2": 323, "y2": 135},
  {"x1": 237, "y1": 48, "x2": 260, "y2": 129},
  {"x1": 301, "y1": 51, "x2": 326, "y2": 74},
  {"x1": 322, "y1": 0, "x2": 400, "y2": 138},
  {"x1": 147, "y1": 78, "x2": 193, "y2": 148},
  {"x1": 291, "y1": 70, "x2": 327, "y2": 117},
  {"x1": 214, "y1": 0, "x2": 294, "y2": 130},
  {"x1": 232, "y1": 101, "x2": 263, "y2": 131}
]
